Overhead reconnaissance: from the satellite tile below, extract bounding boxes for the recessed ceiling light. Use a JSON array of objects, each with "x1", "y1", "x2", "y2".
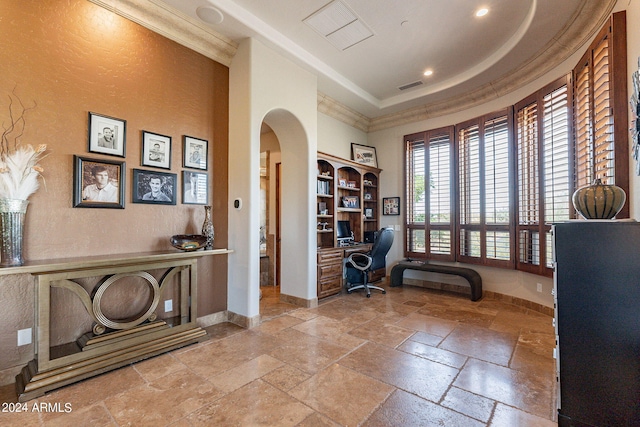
[
  {"x1": 423, "y1": 70, "x2": 433, "y2": 77},
  {"x1": 475, "y1": 8, "x2": 489, "y2": 17},
  {"x1": 196, "y1": 6, "x2": 224, "y2": 25}
]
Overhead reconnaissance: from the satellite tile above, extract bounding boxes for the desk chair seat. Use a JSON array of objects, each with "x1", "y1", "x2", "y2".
[{"x1": 345, "y1": 228, "x2": 394, "y2": 298}]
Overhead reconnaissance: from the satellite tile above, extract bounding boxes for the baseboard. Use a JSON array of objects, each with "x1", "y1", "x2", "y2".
[
  {"x1": 227, "y1": 311, "x2": 261, "y2": 329},
  {"x1": 196, "y1": 310, "x2": 228, "y2": 328},
  {"x1": 400, "y1": 278, "x2": 553, "y2": 317},
  {"x1": 280, "y1": 292, "x2": 318, "y2": 309}
]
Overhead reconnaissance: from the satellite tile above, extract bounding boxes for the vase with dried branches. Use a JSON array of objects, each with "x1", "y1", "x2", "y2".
[{"x1": 0, "y1": 90, "x2": 47, "y2": 266}]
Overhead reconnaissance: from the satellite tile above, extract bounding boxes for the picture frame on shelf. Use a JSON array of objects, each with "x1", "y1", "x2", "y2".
[
  {"x1": 383, "y1": 197, "x2": 400, "y2": 215},
  {"x1": 88, "y1": 112, "x2": 126, "y2": 158},
  {"x1": 141, "y1": 131, "x2": 171, "y2": 170},
  {"x1": 73, "y1": 155, "x2": 125, "y2": 209},
  {"x1": 365, "y1": 208, "x2": 373, "y2": 218},
  {"x1": 132, "y1": 169, "x2": 176, "y2": 205},
  {"x1": 347, "y1": 180, "x2": 356, "y2": 188},
  {"x1": 342, "y1": 195, "x2": 359, "y2": 209},
  {"x1": 182, "y1": 171, "x2": 208, "y2": 205},
  {"x1": 351, "y1": 143, "x2": 378, "y2": 168},
  {"x1": 364, "y1": 192, "x2": 372, "y2": 200},
  {"x1": 183, "y1": 135, "x2": 208, "y2": 170},
  {"x1": 338, "y1": 178, "x2": 347, "y2": 187}
]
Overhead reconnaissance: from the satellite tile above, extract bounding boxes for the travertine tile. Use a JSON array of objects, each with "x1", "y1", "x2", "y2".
[
  {"x1": 262, "y1": 365, "x2": 312, "y2": 392},
  {"x1": 268, "y1": 329, "x2": 351, "y2": 374},
  {"x1": 133, "y1": 353, "x2": 187, "y2": 382},
  {"x1": 489, "y1": 403, "x2": 558, "y2": 426},
  {"x1": 289, "y1": 364, "x2": 394, "y2": 427},
  {"x1": 45, "y1": 403, "x2": 116, "y2": 427},
  {"x1": 454, "y1": 359, "x2": 555, "y2": 420},
  {"x1": 363, "y1": 389, "x2": 484, "y2": 427},
  {"x1": 208, "y1": 354, "x2": 284, "y2": 393},
  {"x1": 187, "y1": 380, "x2": 313, "y2": 427},
  {"x1": 439, "y1": 323, "x2": 517, "y2": 366},
  {"x1": 254, "y1": 315, "x2": 304, "y2": 335},
  {"x1": 292, "y1": 315, "x2": 366, "y2": 349},
  {"x1": 441, "y1": 386, "x2": 496, "y2": 422},
  {"x1": 348, "y1": 315, "x2": 415, "y2": 348},
  {"x1": 175, "y1": 330, "x2": 282, "y2": 378},
  {"x1": 397, "y1": 339, "x2": 468, "y2": 368},
  {"x1": 407, "y1": 330, "x2": 445, "y2": 347},
  {"x1": 339, "y1": 342, "x2": 458, "y2": 402},
  {"x1": 104, "y1": 368, "x2": 224, "y2": 426},
  {"x1": 395, "y1": 311, "x2": 458, "y2": 337}
]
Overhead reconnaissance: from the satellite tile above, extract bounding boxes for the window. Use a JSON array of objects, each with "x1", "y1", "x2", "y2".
[
  {"x1": 405, "y1": 128, "x2": 454, "y2": 261},
  {"x1": 573, "y1": 11, "x2": 628, "y2": 217},
  {"x1": 457, "y1": 111, "x2": 513, "y2": 268},
  {"x1": 515, "y1": 77, "x2": 571, "y2": 276},
  {"x1": 402, "y1": 12, "x2": 627, "y2": 277}
]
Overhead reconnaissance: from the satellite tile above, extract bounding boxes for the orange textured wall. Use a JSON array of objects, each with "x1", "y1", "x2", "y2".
[{"x1": 0, "y1": 0, "x2": 229, "y2": 382}]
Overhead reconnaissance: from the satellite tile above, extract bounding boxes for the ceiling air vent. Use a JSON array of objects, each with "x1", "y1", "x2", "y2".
[{"x1": 398, "y1": 81, "x2": 423, "y2": 91}]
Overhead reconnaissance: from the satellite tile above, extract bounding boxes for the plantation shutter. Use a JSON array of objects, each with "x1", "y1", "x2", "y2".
[
  {"x1": 457, "y1": 111, "x2": 513, "y2": 268},
  {"x1": 404, "y1": 128, "x2": 454, "y2": 261},
  {"x1": 516, "y1": 77, "x2": 571, "y2": 276},
  {"x1": 572, "y1": 11, "x2": 628, "y2": 217}
]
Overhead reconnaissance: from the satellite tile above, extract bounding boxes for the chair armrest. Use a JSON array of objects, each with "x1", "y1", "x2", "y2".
[{"x1": 346, "y1": 252, "x2": 372, "y2": 271}]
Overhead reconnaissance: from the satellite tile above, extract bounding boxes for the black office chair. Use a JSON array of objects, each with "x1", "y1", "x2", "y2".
[{"x1": 345, "y1": 227, "x2": 394, "y2": 297}]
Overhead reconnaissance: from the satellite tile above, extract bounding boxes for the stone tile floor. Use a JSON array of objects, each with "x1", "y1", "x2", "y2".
[{"x1": 0, "y1": 283, "x2": 557, "y2": 426}]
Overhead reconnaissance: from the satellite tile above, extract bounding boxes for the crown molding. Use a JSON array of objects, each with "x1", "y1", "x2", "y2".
[
  {"x1": 89, "y1": 0, "x2": 615, "y2": 134},
  {"x1": 87, "y1": 0, "x2": 237, "y2": 66},
  {"x1": 317, "y1": 93, "x2": 370, "y2": 133}
]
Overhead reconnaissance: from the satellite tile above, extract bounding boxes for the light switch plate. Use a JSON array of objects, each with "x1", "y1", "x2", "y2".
[
  {"x1": 164, "y1": 299, "x2": 173, "y2": 312},
  {"x1": 17, "y1": 328, "x2": 32, "y2": 346}
]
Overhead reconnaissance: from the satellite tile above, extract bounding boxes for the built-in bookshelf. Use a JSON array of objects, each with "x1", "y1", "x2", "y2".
[{"x1": 317, "y1": 152, "x2": 381, "y2": 248}]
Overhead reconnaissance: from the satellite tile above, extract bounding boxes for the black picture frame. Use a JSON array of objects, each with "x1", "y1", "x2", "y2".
[
  {"x1": 88, "y1": 112, "x2": 126, "y2": 158},
  {"x1": 182, "y1": 171, "x2": 208, "y2": 205},
  {"x1": 132, "y1": 169, "x2": 176, "y2": 205},
  {"x1": 183, "y1": 136, "x2": 208, "y2": 170},
  {"x1": 141, "y1": 131, "x2": 172, "y2": 170},
  {"x1": 351, "y1": 143, "x2": 378, "y2": 168},
  {"x1": 73, "y1": 155, "x2": 125, "y2": 209},
  {"x1": 383, "y1": 197, "x2": 400, "y2": 215}
]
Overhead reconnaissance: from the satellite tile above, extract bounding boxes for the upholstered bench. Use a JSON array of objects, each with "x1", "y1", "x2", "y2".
[{"x1": 390, "y1": 260, "x2": 482, "y2": 301}]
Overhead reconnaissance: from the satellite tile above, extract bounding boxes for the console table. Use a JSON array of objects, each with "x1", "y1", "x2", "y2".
[{"x1": 2, "y1": 249, "x2": 231, "y2": 402}]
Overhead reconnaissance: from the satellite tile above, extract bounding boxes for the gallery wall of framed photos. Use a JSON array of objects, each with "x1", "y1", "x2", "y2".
[{"x1": 75, "y1": 111, "x2": 211, "y2": 209}]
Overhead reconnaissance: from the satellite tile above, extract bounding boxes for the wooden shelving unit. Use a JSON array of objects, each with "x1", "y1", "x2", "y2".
[{"x1": 316, "y1": 152, "x2": 382, "y2": 298}]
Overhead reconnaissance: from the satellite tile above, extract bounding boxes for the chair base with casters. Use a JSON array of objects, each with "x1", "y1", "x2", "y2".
[{"x1": 344, "y1": 227, "x2": 394, "y2": 298}]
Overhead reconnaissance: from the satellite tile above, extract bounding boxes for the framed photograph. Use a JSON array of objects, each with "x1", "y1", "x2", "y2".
[
  {"x1": 73, "y1": 155, "x2": 125, "y2": 209},
  {"x1": 88, "y1": 112, "x2": 126, "y2": 158},
  {"x1": 182, "y1": 171, "x2": 208, "y2": 204},
  {"x1": 347, "y1": 180, "x2": 356, "y2": 188},
  {"x1": 183, "y1": 136, "x2": 208, "y2": 170},
  {"x1": 342, "y1": 195, "x2": 359, "y2": 209},
  {"x1": 364, "y1": 192, "x2": 373, "y2": 200},
  {"x1": 141, "y1": 131, "x2": 171, "y2": 169},
  {"x1": 338, "y1": 178, "x2": 347, "y2": 187},
  {"x1": 383, "y1": 197, "x2": 400, "y2": 215},
  {"x1": 351, "y1": 143, "x2": 378, "y2": 168},
  {"x1": 365, "y1": 208, "x2": 373, "y2": 218},
  {"x1": 132, "y1": 169, "x2": 176, "y2": 205}
]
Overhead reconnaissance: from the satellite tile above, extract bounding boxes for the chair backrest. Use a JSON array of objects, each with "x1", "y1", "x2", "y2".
[{"x1": 369, "y1": 227, "x2": 394, "y2": 271}]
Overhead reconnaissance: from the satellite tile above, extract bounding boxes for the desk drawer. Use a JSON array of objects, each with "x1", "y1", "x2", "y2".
[
  {"x1": 319, "y1": 276, "x2": 342, "y2": 298},
  {"x1": 319, "y1": 262, "x2": 343, "y2": 280},
  {"x1": 318, "y1": 249, "x2": 343, "y2": 264}
]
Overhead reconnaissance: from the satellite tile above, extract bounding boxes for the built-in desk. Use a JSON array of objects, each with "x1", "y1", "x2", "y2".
[
  {"x1": 317, "y1": 243, "x2": 384, "y2": 299},
  {"x1": 3, "y1": 249, "x2": 231, "y2": 402}
]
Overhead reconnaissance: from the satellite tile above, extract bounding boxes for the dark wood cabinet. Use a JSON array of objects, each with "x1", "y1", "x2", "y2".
[{"x1": 553, "y1": 222, "x2": 640, "y2": 426}]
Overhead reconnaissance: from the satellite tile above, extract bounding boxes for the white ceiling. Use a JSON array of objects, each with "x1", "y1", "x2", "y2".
[{"x1": 157, "y1": 0, "x2": 596, "y2": 119}]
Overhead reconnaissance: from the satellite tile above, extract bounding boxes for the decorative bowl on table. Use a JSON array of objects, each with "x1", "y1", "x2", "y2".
[{"x1": 170, "y1": 234, "x2": 207, "y2": 251}]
